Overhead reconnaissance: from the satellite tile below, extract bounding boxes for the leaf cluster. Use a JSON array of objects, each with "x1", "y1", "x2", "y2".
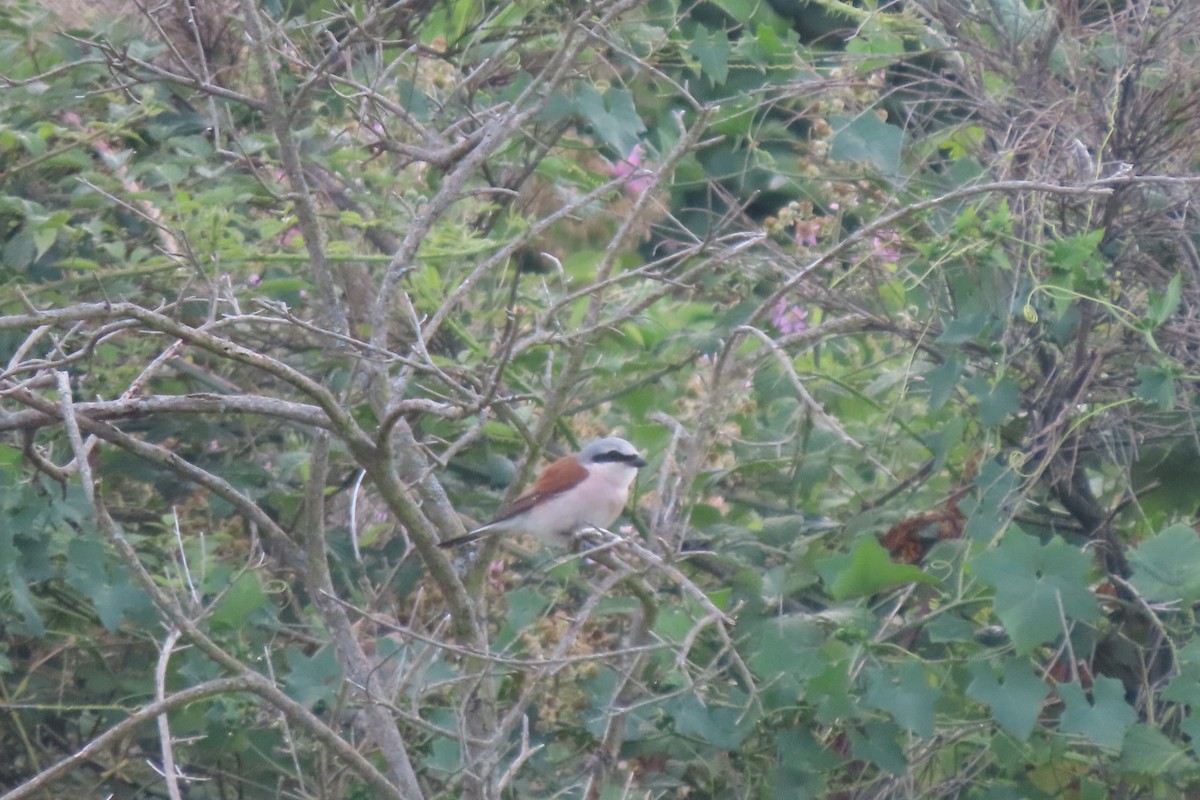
[{"x1": 4, "y1": 1, "x2": 1200, "y2": 799}]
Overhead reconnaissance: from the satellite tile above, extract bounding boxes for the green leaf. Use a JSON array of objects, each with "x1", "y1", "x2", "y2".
[
  {"x1": 707, "y1": 0, "x2": 760, "y2": 23},
  {"x1": 209, "y1": 571, "x2": 267, "y2": 631},
  {"x1": 935, "y1": 311, "x2": 988, "y2": 345},
  {"x1": 574, "y1": 85, "x2": 646, "y2": 156},
  {"x1": 1162, "y1": 663, "x2": 1200, "y2": 707},
  {"x1": 65, "y1": 538, "x2": 151, "y2": 632},
  {"x1": 971, "y1": 529, "x2": 1099, "y2": 653},
  {"x1": 965, "y1": 660, "x2": 1048, "y2": 740},
  {"x1": 669, "y1": 691, "x2": 758, "y2": 749},
  {"x1": 924, "y1": 612, "x2": 975, "y2": 644},
  {"x1": 965, "y1": 376, "x2": 1021, "y2": 428},
  {"x1": 923, "y1": 355, "x2": 962, "y2": 411},
  {"x1": 863, "y1": 662, "x2": 941, "y2": 738},
  {"x1": 284, "y1": 645, "x2": 343, "y2": 707},
  {"x1": 1128, "y1": 522, "x2": 1200, "y2": 603},
  {"x1": 735, "y1": 24, "x2": 790, "y2": 69},
  {"x1": 1049, "y1": 229, "x2": 1105, "y2": 289},
  {"x1": 845, "y1": 22, "x2": 906, "y2": 72},
  {"x1": 3, "y1": 227, "x2": 35, "y2": 268},
  {"x1": 830, "y1": 111, "x2": 904, "y2": 180},
  {"x1": 848, "y1": 719, "x2": 907, "y2": 774},
  {"x1": 748, "y1": 615, "x2": 827, "y2": 689},
  {"x1": 32, "y1": 225, "x2": 57, "y2": 260},
  {"x1": 1134, "y1": 364, "x2": 1177, "y2": 410},
  {"x1": 688, "y1": 25, "x2": 731, "y2": 85},
  {"x1": 655, "y1": 605, "x2": 697, "y2": 643},
  {"x1": 1049, "y1": 229, "x2": 1104, "y2": 271},
  {"x1": 1145, "y1": 272, "x2": 1182, "y2": 328},
  {"x1": 2, "y1": 564, "x2": 44, "y2": 636},
  {"x1": 1163, "y1": 663, "x2": 1200, "y2": 754},
  {"x1": 1119, "y1": 723, "x2": 1197, "y2": 776},
  {"x1": 962, "y1": 461, "x2": 1022, "y2": 541},
  {"x1": 769, "y1": 729, "x2": 840, "y2": 798},
  {"x1": 499, "y1": 587, "x2": 550, "y2": 644},
  {"x1": 1057, "y1": 677, "x2": 1136, "y2": 751},
  {"x1": 822, "y1": 537, "x2": 938, "y2": 600}
]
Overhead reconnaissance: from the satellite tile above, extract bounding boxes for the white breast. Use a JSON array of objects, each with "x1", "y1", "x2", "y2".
[{"x1": 525, "y1": 461, "x2": 637, "y2": 546}]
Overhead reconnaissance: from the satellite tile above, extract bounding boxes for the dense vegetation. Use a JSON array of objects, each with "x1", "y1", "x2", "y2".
[{"x1": 4, "y1": 0, "x2": 1200, "y2": 797}]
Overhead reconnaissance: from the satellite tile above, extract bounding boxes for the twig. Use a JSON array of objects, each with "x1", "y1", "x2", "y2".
[
  {"x1": 304, "y1": 432, "x2": 425, "y2": 794},
  {"x1": 496, "y1": 716, "x2": 544, "y2": 793},
  {"x1": 0, "y1": 678, "x2": 251, "y2": 800},
  {"x1": 240, "y1": 0, "x2": 347, "y2": 336},
  {"x1": 154, "y1": 629, "x2": 185, "y2": 800},
  {"x1": 737, "y1": 324, "x2": 897, "y2": 480},
  {"x1": 325, "y1": 592, "x2": 668, "y2": 669},
  {"x1": 1055, "y1": 589, "x2": 1081, "y2": 686},
  {"x1": 53, "y1": 371, "x2": 91, "y2": 503},
  {"x1": 171, "y1": 510, "x2": 200, "y2": 607}
]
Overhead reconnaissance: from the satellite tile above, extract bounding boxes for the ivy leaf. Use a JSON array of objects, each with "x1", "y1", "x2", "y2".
[
  {"x1": 735, "y1": 25, "x2": 789, "y2": 69},
  {"x1": 966, "y1": 660, "x2": 1048, "y2": 741},
  {"x1": 1162, "y1": 664, "x2": 1200, "y2": 707},
  {"x1": 962, "y1": 461, "x2": 1021, "y2": 541},
  {"x1": 1119, "y1": 723, "x2": 1197, "y2": 776},
  {"x1": 65, "y1": 538, "x2": 152, "y2": 632},
  {"x1": 1128, "y1": 522, "x2": 1200, "y2": 603},
  {"x1": 284, "y1": 646, "x2": 343, "y2": 708},
  {"x1": 923, "y1": 354, "x2": 963, "y2": 411},
  {"x1": 769, "y1": 729, "x2": 840, "y2": 797},
  {"x1": 1134, "y1": 364, "x2": 1177, "y2": 410},
  {"x1": 971, "y1": 529, "x2": 1099, "y2": 653},
  {"x1": 496, "y1": 587, "x2": 550, "y2": 650},
  {"x1": 845, "y1": 22, "x2": 906, "y2": 72},
  {"x1": 1049, "y1": 229, "x2": 1104, "y2": 276},
  {"x1": 2, "y1": 564, "x2": 44, "y2": 636},
  {"x1": 830, "y1": 111, "x2": 904, "y2": 181},
  {"x1": 3, "y1": 227, "x2": 35, "y2": 268},
  {"x1": 32, "y1": 225, "x2": 58, "y2": 261},
  {"x1": 688, "y1": 25, "x2": 731, "y2": 85},
  {"x1": 706, "y1": 0, "x2": 759, "y2": 23},
  {"x1": 863, "y1": 662, "x2": 940, "y2": 739},
  {"x1": 935, "y1": 311, "x2": 988, "y2": 345},
  {"x1": 209, "y1": 571, "x2": 267, "y2": 631},
  {"x1": 1057, "y1": 677, "x2": 1136, "y2": 751},
  {"x1": 0, "y1": 518, "x2": 43, "y2": 635},
  {"x1": 964, "y1": 376, "x2": 1021, "y2": 428},
  {"x1": 669, "y1": 691, "x2": 758, "y2": 749},
  {"x1": 1145, "y1": 272, "x2": 1183, "y2": 328},
  {"x1": 822, "y1": 537, "x2": 937, "y2": 600},
  {"x1": 573, "y1": 85, "x2": 646, "y2": 156},
  {"x1": 748, "y1": 614, "x2": 827, "y2": 690},
  {"x1": 848, "y1": 719, "x2": 907, "y2": 774},
  {"x1": 1163, "y1": 662, "x2": 1200, "y2": 754}
]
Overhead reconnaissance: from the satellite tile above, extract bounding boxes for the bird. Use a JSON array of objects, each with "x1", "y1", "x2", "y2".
[{"x1": 438, "y1": 437, "x2": 647, "y2": 549}]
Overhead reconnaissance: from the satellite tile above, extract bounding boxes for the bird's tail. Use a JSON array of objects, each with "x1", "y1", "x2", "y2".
[{"x1": 437, "y1": 526, "x2": 494, "y2": 549}]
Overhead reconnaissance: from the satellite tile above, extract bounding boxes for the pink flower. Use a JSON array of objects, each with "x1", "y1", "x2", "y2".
[
  {"x1": 770, "y1": 298, "x2": 808, "y2": 335},
  {"x1": 794, "y1": 219, "x2": 821, "y2": 248},
  {"x1": 870, "y1": 229, "x2": 901, "y2": 263},
  {"x1": 611, "y1": 144, "x2": 653, "y2": 196}
]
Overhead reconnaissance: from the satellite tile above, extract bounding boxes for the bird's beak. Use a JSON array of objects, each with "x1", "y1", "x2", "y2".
[{"x1": 631, "y1": 455, "x2": 648, "y2": 468}]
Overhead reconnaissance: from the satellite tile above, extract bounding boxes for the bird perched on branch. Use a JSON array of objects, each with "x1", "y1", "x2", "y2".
[{"x1": 439, "y1": 437, "x2": 647, "y2": 549}]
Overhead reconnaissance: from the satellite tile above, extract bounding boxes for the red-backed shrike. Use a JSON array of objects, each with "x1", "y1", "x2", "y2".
[{"x1": 439, "y1": 437, "x2": 647, "y2": 549}]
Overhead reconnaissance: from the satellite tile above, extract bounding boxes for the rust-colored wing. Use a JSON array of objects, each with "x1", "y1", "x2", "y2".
[
  {"x1": 493, "y1": 454, "x2": 587, "y2": 522},
  {"x1": 437, "y1": 454, "x2": 589, "y2": 548}
]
